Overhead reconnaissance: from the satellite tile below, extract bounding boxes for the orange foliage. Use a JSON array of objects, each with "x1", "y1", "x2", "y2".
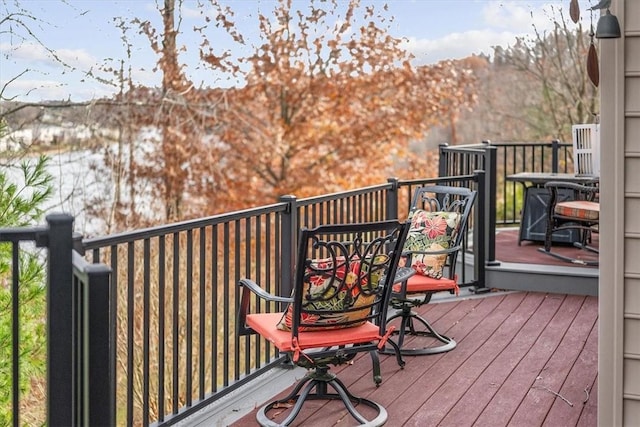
[
  {"x1": 105, "y1": 0, "x2": 479, "y2": 224},
  {"x1": 198, "y1": 0, "x2": 479, "y2": 211}
]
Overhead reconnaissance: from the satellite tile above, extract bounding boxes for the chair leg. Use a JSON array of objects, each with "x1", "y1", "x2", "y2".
[
  {"x1": 574, "y1": 230, "x2": 599, "y2": 254},
  {"x1": 256, "y1": 366, "x2": 388, "y2": 426},
  {"x1": 536, "y1": 246, "x2": 599, "y2": 266},
  {"x1": 381, "y1": 335, "x2": 406, "y2": 369},
  {"x1": 381, "y1": 306, "x2": 456, "y2": 356},
  {"x1": 538, "y1": 226, "x2": 599, "y2": 266},
  {"x1": 539, "y1": 220, "x2": 599, "y2": 266},
  {"x1": 574, "y1": 242, "x2": 599, "y2": 254},
  {"x1": 369, "y1": 349, "x2": 382, "y2": 386}
]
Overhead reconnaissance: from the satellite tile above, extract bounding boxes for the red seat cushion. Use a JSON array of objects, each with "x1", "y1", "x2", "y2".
[
  {"x1": 393, "y1": 274, "x2": 459, "y2": 295},
  {"x1": 555, "y1": 200, "x2": 599, "y2": 220},
  {"x1": 246, "y1": 312, "x2": 382, "y2": 352}
]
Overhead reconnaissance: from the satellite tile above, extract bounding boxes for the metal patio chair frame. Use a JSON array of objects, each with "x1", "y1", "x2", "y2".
[
  {"x1": 537, "y1": 181, "x2": 599, "y2": 266},
  {"x1": 383, "y1": 184, "x2": 477, "y2": 356},
  {"x1": 237, "y1": 220, "x2": 410, "y2": 427}
]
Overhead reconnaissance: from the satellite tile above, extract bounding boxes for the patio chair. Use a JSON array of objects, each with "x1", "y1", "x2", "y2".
[
  {"x1": 383, "y1": 184, "x2": 477, "y2": 356},
  {"x1": 537, "y1": 181, "x2": 599, "y2": 266},
  {"x1": 237, "y1": 220, "x2": 410, "y2": 427}
]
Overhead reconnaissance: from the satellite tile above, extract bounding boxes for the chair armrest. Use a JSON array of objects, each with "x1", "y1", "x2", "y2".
[
  {"x1": 239, "y1": 278, "x2": 292, "y2": 303},
  {"x1": 237, "y1": 278, "x2": 292, "y2": 336},
  {"x1": 392, "y1": 267, "x2": 416, "y2": 284},
  {"x1": 385, "y1": 267, "x2": 417, "y2": 300}
]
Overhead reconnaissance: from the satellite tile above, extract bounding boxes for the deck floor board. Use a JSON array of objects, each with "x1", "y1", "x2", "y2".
[
  {"x1": 509, "y1": 296, "x2": 598, "y2": 426},
  {"x1": 231, "y1": 291, "x2": 598, "y2": 426}
]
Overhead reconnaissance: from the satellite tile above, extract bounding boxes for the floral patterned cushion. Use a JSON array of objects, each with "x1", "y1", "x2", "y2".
[
  {"x1": 403, "y1": 210, "x2": 462, "y2": 279},
  {"x1": 276, "y1": 254, "x2": 389, "y2": 331}
]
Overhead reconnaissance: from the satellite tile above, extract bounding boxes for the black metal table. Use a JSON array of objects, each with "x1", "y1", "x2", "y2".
[{"x1": 506, "y1": 172, "x2": 599, "y2": 245}]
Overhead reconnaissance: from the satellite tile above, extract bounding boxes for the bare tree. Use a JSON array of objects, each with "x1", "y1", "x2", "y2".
[{"x1": 473, "y1": 8, "x2": 597, "y2": 143}]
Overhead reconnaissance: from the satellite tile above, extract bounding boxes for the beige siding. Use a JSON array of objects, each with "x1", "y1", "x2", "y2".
[
  {"x1": 624, "y1": 400, "x2": 640, "y2": 427},
  {"x1": 625, "y1": 320, "x2": 640, "y2": 354},
  {"x1": 628, "y1": 0, "x2": 640, "y2": 31},
  {"x1": 628, "y1": 37, "x2": 640, "y2": 71},
  {"x1": 627, "y1": 118, "x2": 640, "y2": 151},
  {"x1": 626, "y1": 199, "x2": 640, "y2": 232},
  {"x1": 625, "y1": 278, "x2": 640, "y2": 314},
  {"x1": 626, "y1": 79, "x2": 640, "y2": 111},
  {"x1": 600, "y1": 0, "x2": 640, "y2": 425},
  {"x1": 626, "y1": 158, "x2": 640, "y2": 193},
  {"x1": 623, "y1": 0, "x2": 640, "y2": 423}
]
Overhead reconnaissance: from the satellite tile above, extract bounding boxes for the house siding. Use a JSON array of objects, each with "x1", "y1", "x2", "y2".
[
  {"x1": 623, "y1": 0, "x2": 640, "y2": 422},
  {"x1": 600, "y1": 0, "x2": 640, "y2": 425}
]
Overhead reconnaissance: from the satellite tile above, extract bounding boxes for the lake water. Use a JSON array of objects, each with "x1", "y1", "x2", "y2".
[{"x1": 6, "y1": 149, "x2": 106, "y2": 237}]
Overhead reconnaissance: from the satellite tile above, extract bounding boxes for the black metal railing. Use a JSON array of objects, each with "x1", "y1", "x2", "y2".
[
  {"x1": 439, "y1": 139, "x2": 572, "y2": 264},
  {"x1": 2, "y1": 139, "x2": 569, "y2": 426},
  {"x1": 0, "y1": 214, "x2": 113, "y2": 427},
  {"x1": 80, "y1": 203, "x2": 291, "y2": 426},
  {"x1": 71, "y1": 172, "x2": 483, "y2": 426},
  {"x1": 486, "y1": 140, "x2": 572, "y2": 226}
]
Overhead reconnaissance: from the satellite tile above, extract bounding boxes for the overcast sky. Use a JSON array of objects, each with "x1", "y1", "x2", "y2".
[{"x1": 1, "y1": 0, "x2": 588, "y2": 102}]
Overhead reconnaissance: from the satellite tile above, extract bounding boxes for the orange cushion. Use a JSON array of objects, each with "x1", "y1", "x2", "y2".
[
  {"x1": 246, "y1": 312, "x2": 382, "y2": 352},
  {"x1": 555, "y1": 201, "x2": 599, "y2": 220},
  {"x1": 393, "y1": 274, "x2": 459, "y2": 295}
]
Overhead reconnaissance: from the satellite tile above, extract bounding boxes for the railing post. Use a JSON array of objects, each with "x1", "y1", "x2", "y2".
[
  {"x1": 82, "y1": 256, "x2": 115, "y2": 426},
  {"x1": 386, "y1": 178, "x2": 400, "y2": 220},
  {"x1": 279, "y1": 195, "x2": 298, "y2": 299},
  {"x1": 551, "y1": 139, "x2": 560, "y2": 173},
  {"x1": 473, "y1": 170, "x2": 488, "y2": 292},
  {"x1": 45, "y1": 213, "x2": 74, "y2": 427},
  {"x1": 483, "y1": 146, "x2": 499, "y2": 265},
  {"x1": 438, "y1": 143, "x2": 449, "y2": 178}
]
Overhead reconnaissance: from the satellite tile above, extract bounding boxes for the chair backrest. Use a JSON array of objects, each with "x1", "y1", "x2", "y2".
[
  {"x1": 405, "y1": 185, "x2": 477, "y2": 277},
  {"x1": 282, "y1": 220, "x2": 410, "y2": 336},
  {"x1": 544, "y1": 181, "x2": 599, "y2": 203}
]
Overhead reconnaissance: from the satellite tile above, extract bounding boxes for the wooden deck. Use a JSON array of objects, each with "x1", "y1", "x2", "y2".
[
  {"x1": 231, "y1": 291, "x2": 598, "y2": 426},
  {"x1": 493, "y1": 228, "x2": 599, "y2": 268}
]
